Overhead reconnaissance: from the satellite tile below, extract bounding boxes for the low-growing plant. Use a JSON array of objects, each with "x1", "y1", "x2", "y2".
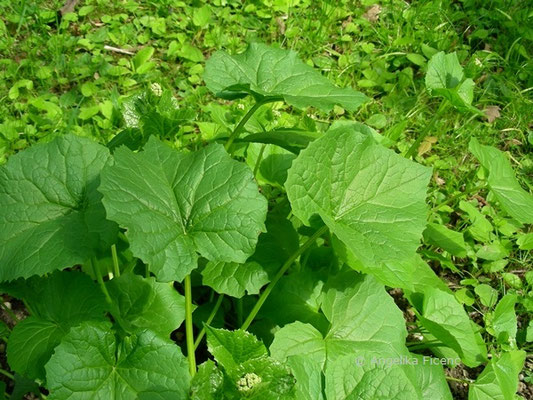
[{"x1": 0, "y1": 43, "x2": 530, "y2": 399}]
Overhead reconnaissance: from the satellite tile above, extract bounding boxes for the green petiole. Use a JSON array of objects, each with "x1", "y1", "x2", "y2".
[
  {"x1": 240, "y1": 224, "x2": 328, "y2": 331},
  {"x1": 184, "y1": 275, "x2": 196, "y2": 377}
]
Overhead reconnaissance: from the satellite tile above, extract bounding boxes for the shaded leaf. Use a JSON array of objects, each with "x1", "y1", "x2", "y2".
[
  {"x1": 423, "y1": 223, "x2": 467, "y2": 257},
  {"x1": 106, "y1": 272, "x2": 186, "y2": 337},
  {"x1": 237, "y1": 128, "x2": 319, "y2": 154},
  {"x1": 201, "y1": 261, "x2": 269, "y2": 298},
  {"x1": 261, "y1": 266, "x2": 329, "y2": 332},
  {"x1": 6, "y1": 271, "x2": 107, "y2": 381}
]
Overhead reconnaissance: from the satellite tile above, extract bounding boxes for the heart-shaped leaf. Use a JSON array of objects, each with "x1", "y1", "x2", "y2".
[
  {"x1": 45, "y1": 321, "x2": 190, "y2": 399},
  {"x1": 286, "y1": 123, "x2": 431, "y2": 267},
  {"x1": 0, "y1": 135, "x2": 117, "y2": 281},
  {"x1": 100, "y1": 137, "x2": 268, "y2": 282}
]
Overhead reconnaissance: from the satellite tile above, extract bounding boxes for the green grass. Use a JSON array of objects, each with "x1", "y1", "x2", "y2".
[{"x1": 0, "y1": 0, "x2": 532, "y2": 397}]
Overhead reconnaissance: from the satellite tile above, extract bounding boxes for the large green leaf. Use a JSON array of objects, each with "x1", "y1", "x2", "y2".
[
  {"x1": 270, "y1": 271, "x2": 410, "y2": 364},
  {"x1": 100, "y1": 137, "x2": 268, "y2": 282},
  {"x1": 7, "y1": 271, "x2": 107, "y2": 380},
  {"x1": 334, "y1": 236, "x2": 449, "y2": 293},
  {"x1": 204, "y1": 42, "x2": 368, "y2": 112},
  {"x1": 286, "y1": 124, "x2": 431, "y2": 267},
  {"x1": 468, "y1": 350, "x2": 526, "y2": 400},
  {"x1": 469, "y1": 138, "x2": 533, "y2": 224},
  {"x1": 106, "y1": 272, "x2": 186, "y2": 337},
  {"x1": 0, "y1": 135, "x2": 117, "y2": 281},
  {"x1": 270, "y1": 271, "x2": 450, "y2": 399},
  {"x1": 45, "y1": 321, "x2": 190, "y2": 400},
  {"x1": 418, "y1": 287, "x2": 487, "y2": 367},
  {"x1": 7, "y1": 319, "x2": 64, "y2": 381},
  {"x1": 201, "y1": 261, "x2": 269, "y2": 298},
  {"x1": 321, "y1": 270, "x2": 411, "y2": 360}
]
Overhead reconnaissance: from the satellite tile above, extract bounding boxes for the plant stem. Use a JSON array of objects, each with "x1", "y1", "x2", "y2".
[
  {"x1": 89, "y1": 258, "x2": 112, "y2": 305},
  {"x1": 111, "y1": 244, "x2": 120, "y2": 278},
  {"x1": 446, "y1": 375, "x2": 473, "y2": 384},
  {"x1": 253, "y1": 144, "x2": 267, "y2": 177},
  {"x1": 184, "y1": 275, "x2": 196, "y2": 377},
  {"x1": 241, "y1": 224, "x2": 328, "y2": 331},
  {"x1": 0, "y1": 368, "x2": 14, "y2": 380},
  {"x1": 194, "y1": 294, "x2": 224, "y2": 350},
  {"x1": 404, "y1": 100, "x2": 448, "y2": 159},
  {"x1": 407, "y1": 341, "x2": 446, "y2": 351},
  {"x1": 225, "y1": 97, "x2": 282, "y2": 155}
]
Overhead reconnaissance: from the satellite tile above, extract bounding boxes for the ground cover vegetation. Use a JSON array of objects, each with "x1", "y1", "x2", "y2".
[{"x1": 0, "y1": 0, "x2": 532, "y2": 399}]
